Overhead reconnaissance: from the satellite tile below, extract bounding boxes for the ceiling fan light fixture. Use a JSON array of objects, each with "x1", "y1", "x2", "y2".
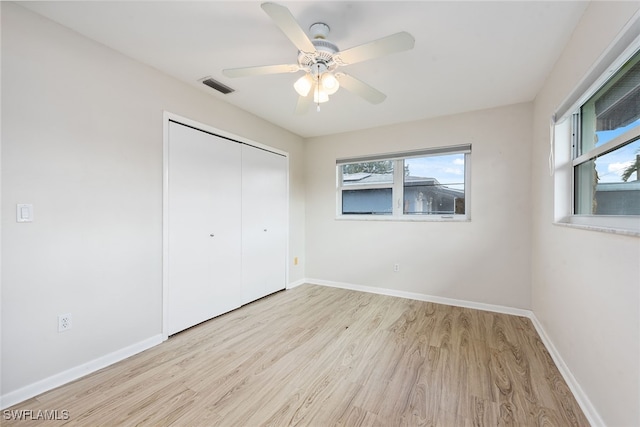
[
  {"x1": 321, "y1": 72, "x2": 339, "y2": 95},
  {"x1": 314, "y1": 87, "x2": 329, "y2": 103},
  {"x1": 294, "y1": 74, "x2": 313, "y2": 96}
]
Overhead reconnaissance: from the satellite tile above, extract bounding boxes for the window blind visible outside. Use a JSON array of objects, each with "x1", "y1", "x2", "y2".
[
  {"x1": 554, "y1": 14, "x2": 640, "y2": 123},
  {"x1": 594, "y1": 59, "x2": 640, "y2": 131}
]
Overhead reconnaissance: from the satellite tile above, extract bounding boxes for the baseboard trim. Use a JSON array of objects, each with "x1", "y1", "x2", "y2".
[
  {"x1": 305, "y1": 278, "x2": 532, "y2": 317},
  {"x1": 0, "y1": 334, "x2": 163, "y2": 410},
  {"x1": 286, "y1": 279, "x2": 306, "y2": 290},
  {"x1": 303, "y1": 278, "x2": 603, "y2": 426},
  {"x1": 527, "y1": 314, "x2": 604, "y2": 427}
]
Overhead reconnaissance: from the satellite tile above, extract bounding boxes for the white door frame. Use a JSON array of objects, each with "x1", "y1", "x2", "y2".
[{"x1": 162, "y1": 111, "x2": 289, "y2": 341}]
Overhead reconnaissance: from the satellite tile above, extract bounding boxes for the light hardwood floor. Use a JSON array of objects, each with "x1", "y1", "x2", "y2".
[{"x1": 5, "y1": 285, "x2": 589, "y2": 426}]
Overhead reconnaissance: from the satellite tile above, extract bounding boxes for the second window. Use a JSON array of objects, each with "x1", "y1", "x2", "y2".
[{"x1": 337, "y1": 145, "x2": 470, "y2": 219}]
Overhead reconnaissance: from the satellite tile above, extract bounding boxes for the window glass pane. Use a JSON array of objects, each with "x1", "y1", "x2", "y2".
[
  {"x1": 574, "y1": 160, "x2": 598, "y2": 214},
  {"x1": 580, "y1": 51, "x2": 640, "y2": 153},
  {"x1": 403, "y1": 154, "x2": 465, "y2": 215},
  {"x1": 342, "y1": 188, "x2": 392, "y2": 215},
  {"x1": 341, "y1": 161, "x2": 394, "y2": 186},
  {"x1": 574, "y1": 138, "x2": 640, "y2": 215}
]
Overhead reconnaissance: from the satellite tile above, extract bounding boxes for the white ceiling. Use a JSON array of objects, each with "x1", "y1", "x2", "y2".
[{"x1": 18, "y1": 1, "x2": 588, "y2": 138}]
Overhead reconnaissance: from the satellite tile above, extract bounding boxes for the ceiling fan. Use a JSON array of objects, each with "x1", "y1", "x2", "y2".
[{"x1": 222, "y1": 2, "x2": 415, "y2": 113}]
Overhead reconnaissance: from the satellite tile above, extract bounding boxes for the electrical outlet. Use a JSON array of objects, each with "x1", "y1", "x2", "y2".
[
  {"x1": 394, "y1": 263, "x2": 400, "y2": 272},
  {"x1": 294, "y1": 257, "x2": 299, "y2": 265},
  {"x1": 58, "y1": 313, "x2": 72, "y2": 332}
]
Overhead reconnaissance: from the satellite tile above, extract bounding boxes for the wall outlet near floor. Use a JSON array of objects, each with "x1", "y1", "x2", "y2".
[
  {"x1": 294, "y1": 257, "x2": 299, "y2": 266},
  {"x1": 394, "y1": 263, "x2": 400, "y2": 272},
  {"x1": 58, "y1": 313, "x2": 72, "y2": 332}
]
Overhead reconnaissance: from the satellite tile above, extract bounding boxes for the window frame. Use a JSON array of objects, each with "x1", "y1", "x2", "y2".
[
  {"x1": 336, "y1": 145, "x2": 471, "y2": 221},
  {"x1": 572, "y1": 113, "x2": 640, "y2": 213},
  {"x1": 552, "y1": 27, "x2": 640, "y2": 235}
]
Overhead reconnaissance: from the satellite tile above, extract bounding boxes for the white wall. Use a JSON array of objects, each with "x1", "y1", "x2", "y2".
[
  {"x1": 305, "y1": 103, "x2": 533, "y2": 309},
  {"x1": 1, "y1": 2, "x2": 305, "y2": 401},
  {"x1": 531, "y1": 2, "x2": 640, "y2": 426}
]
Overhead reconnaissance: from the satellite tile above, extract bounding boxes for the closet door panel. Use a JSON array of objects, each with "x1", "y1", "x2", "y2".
[
  {"x1": 168, "y1": 122, "x2": 242, "y2": 335},
  {"x1": 241, "y1": 145, "x2": 287, "y2": 304}
]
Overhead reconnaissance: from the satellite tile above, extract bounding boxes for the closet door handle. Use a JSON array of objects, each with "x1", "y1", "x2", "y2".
[
  {"x1": 263, "y1": 229, "x2": 267, "y2": 232},
  {"x1": 209, "y1": 233, "x2": 215, "y2": 237}
]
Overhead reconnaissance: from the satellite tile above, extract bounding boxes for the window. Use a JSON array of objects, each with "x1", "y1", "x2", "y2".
[
  {"x1": 341, "y1": 160, "x2": 394, "y2": 215},
  {"x1": 337, "y1": 145, "x2": 470, "y2": 220},
  {"x1": 572, "y1": 50, "x2": 640, "y2": 218}
]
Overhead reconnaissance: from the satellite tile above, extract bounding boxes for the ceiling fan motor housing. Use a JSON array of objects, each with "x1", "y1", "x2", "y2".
[
  {"x1": 298, "y1": 22, "x2": 339, "y2": 75},
  {"x1": 310, "y1": 22, "x2": 330, "y2": 39}
]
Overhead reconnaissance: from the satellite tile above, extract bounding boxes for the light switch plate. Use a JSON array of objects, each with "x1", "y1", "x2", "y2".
[{"x1": 16, "y1": 204, "x2": 33, "y2": 223}]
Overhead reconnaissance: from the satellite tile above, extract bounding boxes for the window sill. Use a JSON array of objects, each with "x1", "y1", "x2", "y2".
[
  {"x1": 554, "y1": 217, "x2": 640, "y2": 237},
  {"x1": 336, "y1": 215, "x2": 470, "y2": 222}
]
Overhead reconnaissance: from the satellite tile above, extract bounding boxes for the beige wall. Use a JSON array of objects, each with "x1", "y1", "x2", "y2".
[
  {"x1": 305, "y1": 103, "x2": 533, "y2": 309},
  {"x1": 1, "y1": 2, "x2": 305, "y2": 397},
  {"x1": 531, "y1": 2, "x2": 640, "y2": 426}
]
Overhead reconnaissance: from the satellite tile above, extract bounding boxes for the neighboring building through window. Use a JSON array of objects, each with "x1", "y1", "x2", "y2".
[{"x1": 337, "y1": 145, "x2": 470, "y2": 220}]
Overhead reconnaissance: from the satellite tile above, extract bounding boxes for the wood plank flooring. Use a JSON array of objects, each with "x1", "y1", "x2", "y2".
[{"x1": 4, "y1": 285, "x2": 589, "y2": 426}]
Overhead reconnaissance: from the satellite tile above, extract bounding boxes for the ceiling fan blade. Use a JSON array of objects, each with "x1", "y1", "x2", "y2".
[
  {"x1": 336, "y1": 73, "x2": 386, "y2": 104},
  {"x1": 222, "y1": 64, "x2": 300, "y2": 78},
  {"x1": 294, "y1": 92, "x2": 313, "y2": 115},
  {"x1": 334, "y1": 32, "x2": 415, "y2": 65},
  {"x1": 261, "y1": 2, "x2": 316, "y2": 54}
]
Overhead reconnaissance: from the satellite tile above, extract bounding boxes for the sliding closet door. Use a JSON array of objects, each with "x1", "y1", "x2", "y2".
[
  {"x1": 241, "y1": 144, "x2": 287, "y2": 304},
  {"x1": 168, "y1": 122, "x2": 242, "y2": 335}
]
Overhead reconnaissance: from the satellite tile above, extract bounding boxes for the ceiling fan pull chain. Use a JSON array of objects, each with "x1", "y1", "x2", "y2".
[{"x1": 316, "y1": 64, "x2": 321, "y2": 112}]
